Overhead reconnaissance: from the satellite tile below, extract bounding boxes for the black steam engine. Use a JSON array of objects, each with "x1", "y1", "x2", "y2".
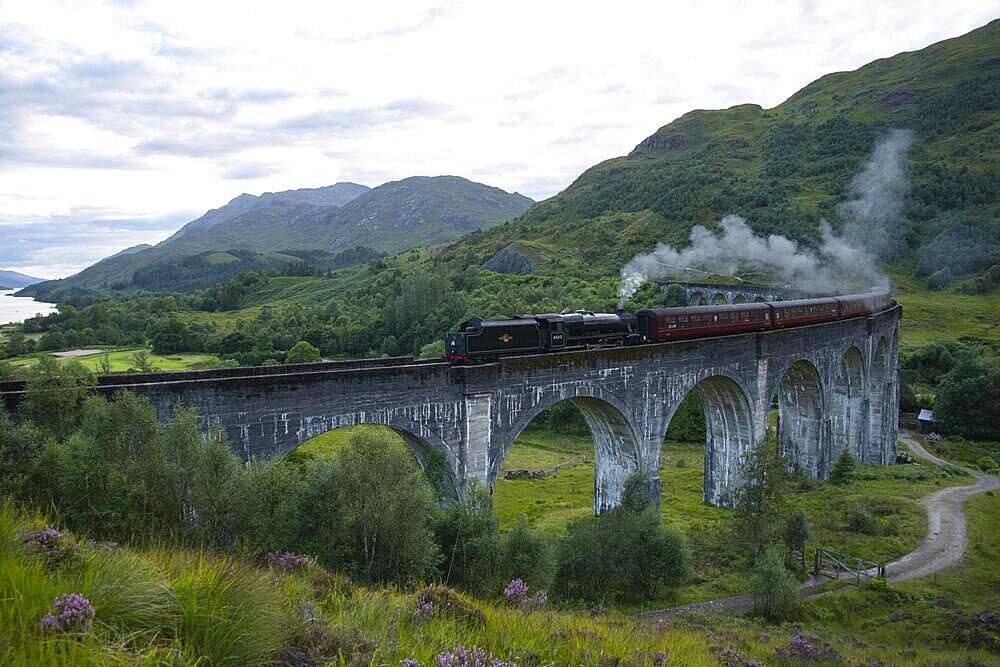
[{"x1": 444, "y1": 290, "x2": 893, "y2": 363}]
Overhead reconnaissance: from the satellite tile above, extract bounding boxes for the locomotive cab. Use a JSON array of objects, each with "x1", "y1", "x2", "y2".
[{"x1": 445, "y1": 316, "x2": 542, "y2": 362}]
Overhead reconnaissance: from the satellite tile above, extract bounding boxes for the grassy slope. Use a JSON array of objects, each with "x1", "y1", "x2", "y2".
[
  {"x1": 5, "y1": 348, "x2": 222, "y2": 373},
  {"x1": 4, "y1": 444, "x2": 993, "y2": 666},
  {"x1": 891, "y1": 273, "x2": 1000, "y2": 352},
  {"x1": 0, "y1": 500, "x2": 716, "y2": 666}
]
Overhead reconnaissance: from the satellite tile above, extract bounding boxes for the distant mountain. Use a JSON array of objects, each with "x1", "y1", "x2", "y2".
[
  {"x1": 0, "y1": 270, "x2": 46, "y2": 289},
  {"x1": 23, "y1": 176, "x2": 533, "y2": 297},
  {"x1": 322, "y1": 176, "x2": 535, "y2": 253},
  {"x1": 164, "y1": 182, "x2": 370, "y2": 242},
  {"x1": 106, "y1": 244, "x2": 153, "y2": 260}
]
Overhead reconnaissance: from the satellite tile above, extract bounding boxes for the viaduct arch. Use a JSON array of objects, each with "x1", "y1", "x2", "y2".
[{"x1": 0, "y1": 306, "x2": 901, "y2": 513}]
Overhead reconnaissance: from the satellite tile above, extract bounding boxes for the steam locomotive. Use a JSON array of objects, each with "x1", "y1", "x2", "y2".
[{"x1": 444, "y1": 289, "x2": 894, "y2": 363}]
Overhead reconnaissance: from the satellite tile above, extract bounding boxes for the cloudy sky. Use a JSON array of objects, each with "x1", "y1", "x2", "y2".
[{"x1": 2, "y1": 0, "x2": 998, "y2": 278}]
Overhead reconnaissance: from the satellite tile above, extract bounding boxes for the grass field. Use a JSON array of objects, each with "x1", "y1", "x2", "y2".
[
  {"x1": 794, "y1": 452, "x2": 1000, "y2": 661},
  {"x1": 924, "y1": 436, "x2": 1000, "y2": 469},
  {"x1": 494, "y1": 428, "x2": 971, "y2": 605},
  {"x1": 3, "y1": 429, "x2": 989, "y2": 665},
  {"x1": 288, "y1": 421, "x2": 974, "y2": 607},
  {"x1": 4, "y1": 347, "x2": 224, "y2": 373},
  {"x1": 890, "y1": 274, "x2": 1000, "y2": 353}
]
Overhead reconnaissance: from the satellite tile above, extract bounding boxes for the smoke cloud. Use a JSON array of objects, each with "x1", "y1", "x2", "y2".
[
  {"x1": 837, "y1": 127, "x2": 914, "y2": 258},
  {"x1": 616, "y1": 128, "x2": 914, "y2": 307}
]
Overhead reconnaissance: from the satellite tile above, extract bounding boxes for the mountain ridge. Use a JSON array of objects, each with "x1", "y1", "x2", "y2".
[
  {"x1": 23, "y1": 176, "x2": 533, "y2": 297},
  {"x1": 0, "y1": 270, "x2": 46, "y2": 289},
  {"x1": 162, "y1": 182, "x2": 371, "y2": 243}
]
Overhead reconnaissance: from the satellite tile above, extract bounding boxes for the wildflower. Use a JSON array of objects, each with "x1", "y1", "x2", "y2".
[
  {"x1": 503, "y1": 578, "x2": 528, "y2": 605},
  {"x1": 524, "y1": 590, "x2": 547, "y2": 610},
  {"x1": 436, "y1": 645, "x2": 516, "y2": 667},
  {"x1": 414, "y1": 600, "x2": 436, "y2": 621},
  {"x1": 21, "y1": 527, "x2": 76, "y2": 567},
  {"x1": 401, "y1": 660, "x2": 419, "y2": 667},
  {"x1": 22, "y1": 527, "x2": 62, "y2": 549},
  {"x1": 266, "y1": 551, "x2": 307, "y2": 573},
  {"x1": 41, "y1": 593, "x2": 95, "y2": 633},
  {"x1": 775, "y1": 633, "x2": 840, "y2": 662},
  {"x1": 651, "y1": 652, "x2": 667, "y2": 665},
  {"x1": 502, "y1": 578, "x2": 547, "y2": 611}
]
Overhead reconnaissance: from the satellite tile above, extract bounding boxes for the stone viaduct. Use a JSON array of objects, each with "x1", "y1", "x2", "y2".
[
  {"x1": 661, "y1": 281, "x2": 831, "y2": 307},
  {"x1": 0, "y1": 305, "x2": 901, "y2": 513}
]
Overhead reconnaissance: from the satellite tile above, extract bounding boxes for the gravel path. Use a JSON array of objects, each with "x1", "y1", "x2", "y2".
[
  {"x1": 51, "y1": 349, "x2": 104, "y2": 358},
  {"x1": 885, "y1": 433, "x2": 999, "y2": 582},
  {"x1": 639, "y1": 431, "x2": 1000, "y2": 624}
]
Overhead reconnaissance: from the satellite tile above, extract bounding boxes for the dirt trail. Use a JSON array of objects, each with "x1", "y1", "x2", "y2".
[
  {"x1": 639, "y1": 431, "x2": 1000, "y2": 624},
  {"x1": 885, "y1": 434, "x2": 999, "y2": 582}
]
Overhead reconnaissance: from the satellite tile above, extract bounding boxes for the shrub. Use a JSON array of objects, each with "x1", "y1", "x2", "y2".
[
  {"x1": 227, "y1": 458, "x2": 307, "y2": 554},
  {"x1": 665, "y1": 392, "x2": 707, "y2": 442},
  {"x1": 553, "y1": 472, "x2": 690, "y2": 603},
  {"x1": 41, "y1": 593, "x2": 95, "y2": 633},
  {"x1": 267, "y1": 551, "x2": 308, "y2": 574},
  {"x1": 503, "y1": 578, "x2": 547, "y2": 611},
  {"x1": 733, "y1": 445, "x2": 790, "y2": 558},
  {"x1": 332, "y1": 430, "x2": 441, "y2": 582},
  {"x1": 933, "y1": 351, "x2": 1000, "y2": 440},
  {"x1": 434, "y1": 646, "x2": 516, "y2": 667},
  {"x1": 977, "y1": 456, "x2": 1000, "y2": 474},
  {"x1": 21, "y1": 526, "x2": 77, "y2": 568},
  {"x1": 0, "y1": 406, "x2": 50, "y2": 501},
  {"x1": 750, "y1": 545, "x2": 798, "y2": 620},
  {"x1": 286, "y1": 340, "x2": 322, "y2": 364},
  {"x1": 830, "y1": 448, "x2": 856, "y2": 485},
  {"x1": 414, "y1": 585, "x2": 486, "y2": 626},
  {"x1": 434, "y1": 481, "x2": 501, "y2": 595},
  {"x1": 417, "y1": 340, "x2": 445, "y2": 359},
  {"x1": 497, "y1": 516, "x2": 554, "y2": 592},
  {"x1": 775, "y1": 633, "x2": 841, "y2": 662},
  {"x1": 847, "y1": 504, "x2": 879, "y2": 535},
  {"x1": 21, "y1": 357, "x2": 94, "y2": 439},
  {"x1": 782, "y1": 510, "x2": 811, "y2": 568},
  {"x1": 46, "y1": 392, "x2": 180, "y2": 540}
]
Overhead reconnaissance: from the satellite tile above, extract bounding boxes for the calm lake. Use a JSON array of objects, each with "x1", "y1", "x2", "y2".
[{"x1": 0, "y1": 290, "x2": 58, "y2": 326}]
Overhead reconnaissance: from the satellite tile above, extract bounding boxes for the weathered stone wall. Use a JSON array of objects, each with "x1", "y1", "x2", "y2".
[{"x1": 0, "y1": 306, "x2": 901, "y2": 513}]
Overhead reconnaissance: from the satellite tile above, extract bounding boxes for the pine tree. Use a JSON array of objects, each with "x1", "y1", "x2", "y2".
[{"x1": 830, "y1": 448, "x2": 856, "y2": 485}]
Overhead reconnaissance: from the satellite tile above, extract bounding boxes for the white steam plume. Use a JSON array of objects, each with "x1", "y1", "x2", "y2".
[
  {"x1": 616, "y1": 128, "x2": 913, "y2": 307},
  {"x1": 838, "y1": 127, "x2": 914, "y2": 257}
]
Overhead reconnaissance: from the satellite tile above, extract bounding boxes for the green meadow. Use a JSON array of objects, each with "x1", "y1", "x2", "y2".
[
  {"x1": 288, "y1": 422, "x2": 973, "y2": 608},
  {"x1": 4, "y1": 347, "x2": 223, "y2": 373}
]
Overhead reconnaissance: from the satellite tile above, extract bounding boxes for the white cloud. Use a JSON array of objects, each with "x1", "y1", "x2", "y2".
[{"x1": 1, "y1": 0, "x2": 999, "y2": 276}]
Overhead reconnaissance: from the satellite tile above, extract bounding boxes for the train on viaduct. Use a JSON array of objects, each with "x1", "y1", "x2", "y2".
[{"x1": 0, "y1": 291, "x2": 900, "y2": 513}]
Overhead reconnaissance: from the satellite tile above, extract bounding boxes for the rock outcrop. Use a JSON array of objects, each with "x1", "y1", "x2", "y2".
[{"x1": 482, "y1": 245, "x2": 537, "y2": 274}]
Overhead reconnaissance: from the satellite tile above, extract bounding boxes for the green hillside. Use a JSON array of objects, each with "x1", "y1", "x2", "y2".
[{"x1": 435, "y1": 19, "x2": 1000, "y2": 286}]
